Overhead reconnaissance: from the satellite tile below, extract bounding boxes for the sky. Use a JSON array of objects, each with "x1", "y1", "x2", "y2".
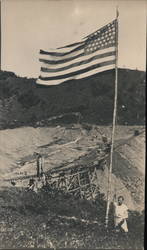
[{"x1": 1, "y1": 0, "x2": 146, "y2": 78}]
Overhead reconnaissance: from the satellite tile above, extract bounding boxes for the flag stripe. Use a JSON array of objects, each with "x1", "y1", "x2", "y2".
[
  {"x1": 40, "y1": 56, "x2": 115, "y2": 78},
  {"x1": 40, "y1": 55, "x2": 115, "y2": 77},
  {"x1": 39, "y1": 50, "x2": 83, "y2": 64},
  {"x1": 39, "y1": 59, "x2": 115, "y2": 81},
  {"x1": 40, "y1": 44, "x2": 81, "y2": 54},
  {"x1": 41, "y1": 50, "x2": 116, "y2": 73},
  {"x1": 75, "y1": 64, "x2": 115, "y2": 80},
  {"x1": 37, "y1": 18, "x2": 117, "y2": 86},
  {"x1": 39, "y1": 47, "x2": 115, "y2": 65},
  {"x1": 40, "y1": 43, "x2": 84, "y2": 56},
  {"x1": 39, "y1": 44, "x2": 115, "y2": 65},
  {"x1": 58, "y1": 41, "x2": 83, "y2": 49},
  {"x1": 37, "y1": 65, "x2": 115, "y2": 86}
]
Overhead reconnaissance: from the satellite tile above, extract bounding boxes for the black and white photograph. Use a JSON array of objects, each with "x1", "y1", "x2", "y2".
[{"x1": 0, "y1": 0, "x2": 146, "y2": 249}]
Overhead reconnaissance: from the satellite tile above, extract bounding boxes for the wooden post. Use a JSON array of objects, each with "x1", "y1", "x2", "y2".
[
  {"x1": 88, "y1": 171, "x2": 94, "y2": 199},
  {"x1": 65, "y1": 174, "x2": 68, "y2": 191},
  {"x1": 105, "y1": 8, "x2": 119, "y2": 228},
  {"x1": 77, "y1": 172, "x2": 82, "y2": 198}
]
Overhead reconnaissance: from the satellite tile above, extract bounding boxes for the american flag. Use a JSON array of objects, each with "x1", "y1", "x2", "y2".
[{"x1": 37, "y1": 19, "x2": 118, "y2": 86}]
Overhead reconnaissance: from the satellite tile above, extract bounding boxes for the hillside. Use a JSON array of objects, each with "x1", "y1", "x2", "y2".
[
  {"x1": 0, "y1": 185, "x2": 144, "y2": 249},
  {"x1": 0, "y1": 69, "x2": 145, "y2": 249},
  {"x1": 0, "y1": 125, "x2": 145, "y2": 211},
  {"x1": 0, "y1": 125, "x2": 145, "y2": 249},
  {"x1": 0, "y1": 68, "x2": 145, "y2": 129}
]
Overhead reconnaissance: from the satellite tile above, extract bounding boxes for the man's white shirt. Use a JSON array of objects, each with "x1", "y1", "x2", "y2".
[
  {"x1": 114, "y1": 202, "x2": 129, "y2": 232},
  {"x1": 114, "y1": 202, "x2": 128, "y2": 219}
]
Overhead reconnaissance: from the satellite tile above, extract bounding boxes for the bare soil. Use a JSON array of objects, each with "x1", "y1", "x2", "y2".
[{"x1": 0, "y1": 124, "x2": 145, "y2": 249}]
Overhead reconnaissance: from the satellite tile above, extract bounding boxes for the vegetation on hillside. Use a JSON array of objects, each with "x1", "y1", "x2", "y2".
[
  {"x1": 0, "y1": 68, "x2": 145, "y2": 129},
  {"x1": 0, "y1": 69, "x2": 145, "y2": 249},
  {"x1": 0, "y1": 186, "x2": 144, "y2": 249}
]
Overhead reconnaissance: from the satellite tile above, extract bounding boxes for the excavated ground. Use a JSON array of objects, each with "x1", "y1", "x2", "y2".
[{"x1": 0, "y1": 124, "x2": 145, "y2": 249}]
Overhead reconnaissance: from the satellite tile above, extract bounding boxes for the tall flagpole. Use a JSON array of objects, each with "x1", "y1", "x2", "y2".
[
  {"x1": 105, "y1": 8, "x2": 119, "y2": 228},
  {"x1": 0, "y1": 0, "x2": 1, "y2": 71}
]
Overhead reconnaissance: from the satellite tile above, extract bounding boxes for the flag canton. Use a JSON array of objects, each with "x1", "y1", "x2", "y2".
[{"x1": 84, "y1": 20, "x2": 117, "y2": 54}]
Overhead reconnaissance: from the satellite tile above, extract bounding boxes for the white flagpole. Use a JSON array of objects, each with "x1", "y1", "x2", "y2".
[
  {"x1": 0, "y1": 0, "x2": 1, "y2": 70},
  {"x1": 105, "y1": 8, "x2": 119, "y2": 228}
]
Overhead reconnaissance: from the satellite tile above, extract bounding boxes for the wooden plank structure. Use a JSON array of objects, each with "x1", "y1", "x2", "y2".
[
  {"x1": 40, "y1": 147, "x2": 108, "y2": 200},
  {"x1": 44, "y1": 169, "x2": 96, "y2": 199},
  {"x1": 6, "y1": 141, "x2": 109, "y2": 200}
]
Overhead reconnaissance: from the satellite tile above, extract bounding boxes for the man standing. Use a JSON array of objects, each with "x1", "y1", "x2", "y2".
[
  {"x1": 113, "y1": 195, "x2": 129, "y2": 233},
  {"x1": 34, "y1": 152, "x2": 44, "y2": 179}
]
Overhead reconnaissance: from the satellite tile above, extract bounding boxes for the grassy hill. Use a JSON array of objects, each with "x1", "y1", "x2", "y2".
[
  {"x1": 0, "y1": 127, "x2": 145, "y2": 250},
  {"x1": 0, "y1": 68, "x2": 145, "y2": 129},
  {"x1": 0, "y1": 185, "x2": 144, "y2": 249},
  {"x1": 0, "y1": 69, "x2": 145, "y2": 249}
]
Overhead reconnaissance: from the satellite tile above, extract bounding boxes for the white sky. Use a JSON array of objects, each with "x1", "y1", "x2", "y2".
[{"x1": 1, "y1": 0, "x2": 146, "y2": 77}]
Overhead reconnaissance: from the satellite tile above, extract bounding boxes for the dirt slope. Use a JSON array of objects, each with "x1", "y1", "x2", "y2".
[
  {"x1": 0, "y1": 125, "x2": 145, "y2": 211},
  {"x1": 112, "y1": 131, "x2": 145, "y2": 210}
]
